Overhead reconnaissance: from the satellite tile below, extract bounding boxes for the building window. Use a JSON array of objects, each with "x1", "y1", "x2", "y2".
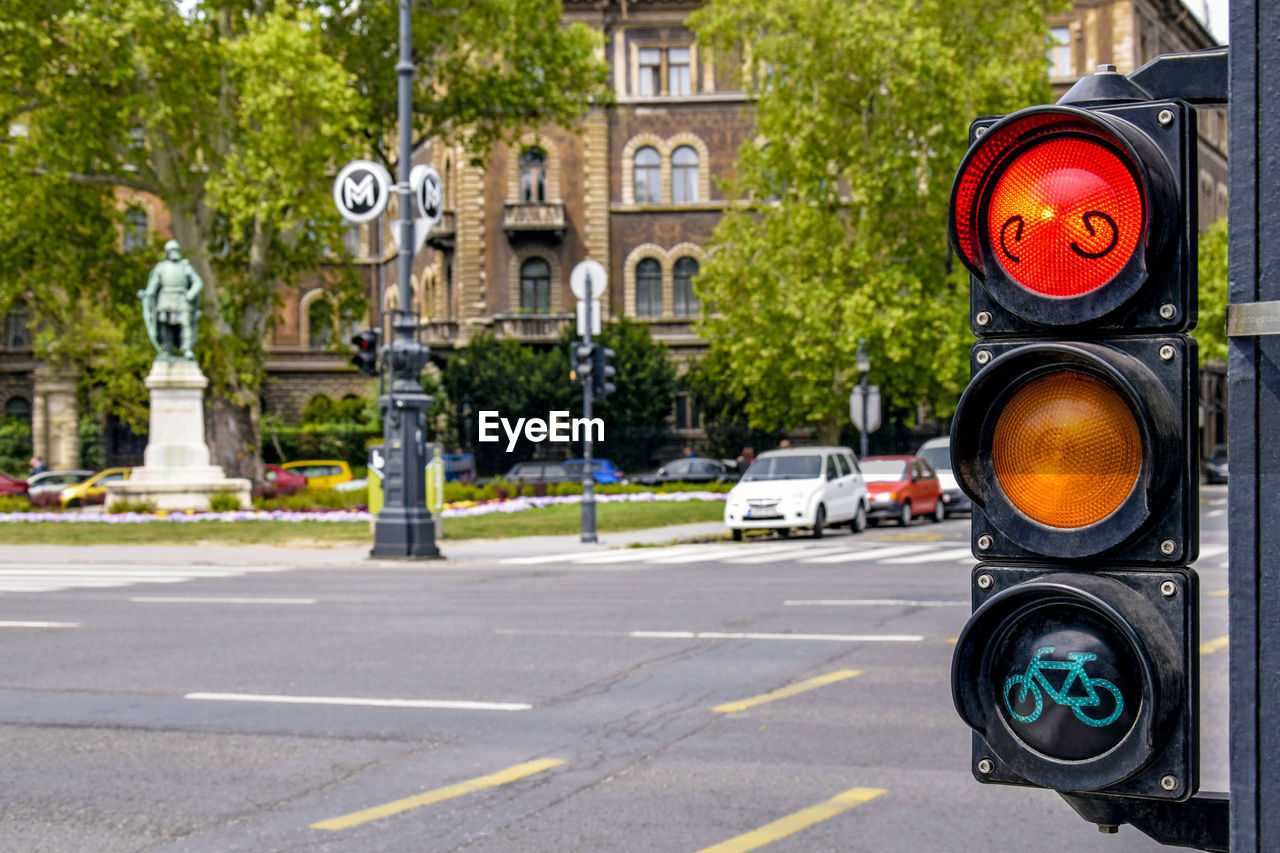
[
  {"x1": 674, "y1": 392, "x2": 701, "y2": 431},
  {"x1": 673, "y1": 257, "x2": 700, "y2": 316},
  {"x1": 308, "y1": 299, "x2": 334, "y2": 349},
  {"x1": 638, "y1": 48, "x2": 662, "y2": 96},
  {"x1": 635, "y1": 258, "x2": 662, "y2": 317},
  {"x1": 4, "y1": 300, "x2": 31, "y2": 349},
  {"x1": 520, "y1": 257, "x2": 551, "y2": 313},
  {"x1": 668, "y1": 47, "x2": 692, "y2": 96},
  {"x1": 124, "y1": 208, "x2": 148, "y2": 253},
  {"x1": 634, "y1": 146, "x2": 661, "y2": 204},
  {"x1": 672, "y1": 146, "x2": 699, "y2": 203},
  {"x1": 1048, "y1": 26, "x2": 1071, "y2": 78},
  {"x1": 519, "y1": 147, "x2": 548, "y2": 203}
]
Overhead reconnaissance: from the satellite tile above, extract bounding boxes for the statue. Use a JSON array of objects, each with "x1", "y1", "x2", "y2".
[{"x1": 140, "y1": 240, "x2": 203, "y2": 360}]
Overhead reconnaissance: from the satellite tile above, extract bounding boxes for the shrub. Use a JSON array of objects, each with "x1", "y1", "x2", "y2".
[
  {"x1": 109, "y1": 498, "x2": 157, "y2": 514},
  {"x1": 252, "y1": 487, "x2": 366, "y2": 512},
  {"x1": 0, "y1": 495, "x2": 35, "y2": 513},
  {"x1": 208, "y1": 492, "x2": 243, "y2": 512}
]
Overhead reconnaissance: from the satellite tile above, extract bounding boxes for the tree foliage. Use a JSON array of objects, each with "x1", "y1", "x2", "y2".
[
  {"x1": 689, "y1": 0, "x2": 1069, "y2": 442},
  {"x1": 1196, "y1": 217, "x2": 1228, "y2": 366},
  {"x1": 1, "y1": 0, "x2": 609, "y2": 477}
]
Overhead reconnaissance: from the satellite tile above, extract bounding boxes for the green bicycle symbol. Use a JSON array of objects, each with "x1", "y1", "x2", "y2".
[{"x1": 1003, "y1": 645, "x2": 1124, "y2": 728}]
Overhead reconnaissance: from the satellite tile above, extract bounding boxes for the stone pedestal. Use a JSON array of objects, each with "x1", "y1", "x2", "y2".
[{"x1": 105, "y1": 360, "x2": 251, "y2": 511}]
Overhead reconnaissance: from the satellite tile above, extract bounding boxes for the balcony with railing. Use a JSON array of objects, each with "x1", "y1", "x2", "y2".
[
  {"x1": 491, "y1": 313, "x2": 574, "y2": 342},
  {"x1": 503, "y1": 202, "x2": 567, "y2": 240}
]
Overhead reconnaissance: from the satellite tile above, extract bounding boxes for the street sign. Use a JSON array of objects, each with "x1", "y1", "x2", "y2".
[
  {"x1": 426, "y1": 452, "x2": 444, "y2": 515},
  {"x1": 570, "y1": 260, "x2": 607, "y2": 301},
  {"x1": 577, "y1": 299, "x2": 601, "y2": 337},
  {"x1": 333, "y1": 160, "x2": 392, "y2": 224},
  {"x1": 849, "y1": 385, "x2": 881, "y2": 433},
  {"x1": 411, "y1": 165, "x2": 444, "y2": 224}
]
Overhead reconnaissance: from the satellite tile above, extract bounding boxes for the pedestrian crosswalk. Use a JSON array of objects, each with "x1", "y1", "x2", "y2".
[
  {"x1": 0, "y1": 563, "x2": 293, "y2": 594},
  {"x1": 499, "y1": 540, "x2": 1233, "y2": 569}
]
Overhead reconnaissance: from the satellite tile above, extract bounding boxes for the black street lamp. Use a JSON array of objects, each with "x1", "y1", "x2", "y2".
[{"x1": 855, "y1": 338, "x2": 871, "y2": 459}]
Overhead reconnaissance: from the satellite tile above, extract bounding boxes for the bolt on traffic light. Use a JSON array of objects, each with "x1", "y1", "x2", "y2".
[
  {"x1": 947, "y1": 91, "x2": 1201, "y2": 804},
  {"x1": 592, "y1": 346, "x2": 616, "y2": 400},
  {"x1": 351, "y1": 329, "x2": 380, "y2": 377}
]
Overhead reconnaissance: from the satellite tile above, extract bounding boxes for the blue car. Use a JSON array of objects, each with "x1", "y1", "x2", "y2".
[{"x1": 565, "y1": 458, "x2": 623, "y2": 484}]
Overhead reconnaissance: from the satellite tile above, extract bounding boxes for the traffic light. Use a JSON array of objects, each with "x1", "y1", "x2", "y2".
[
  {"x1": 592, "y1": 346, "x2": 616, "y2": 400},
  {"x1": 351, "y1": 329, "x2": 380, "y2": 376},
  {"x1": 570, "y1": 342, "x2": 595, "y2": 385},
  {"x1": 948, "y1": 95, "x2": 1200, "y2": 802}
]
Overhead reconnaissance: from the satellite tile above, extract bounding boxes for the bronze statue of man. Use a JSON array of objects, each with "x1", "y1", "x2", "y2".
[{"x1": 140, "y1": 240, "x2": 203, "y2": 360}]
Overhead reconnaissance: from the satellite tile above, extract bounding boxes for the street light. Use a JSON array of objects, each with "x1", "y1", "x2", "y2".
[{"x1": 855, "y1": 338, "x2": 870, "y2": 459}]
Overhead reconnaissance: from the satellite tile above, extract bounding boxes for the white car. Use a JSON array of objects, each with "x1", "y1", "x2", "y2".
[
  {"x1": 724, "y1": 446, "x2": 869, "y2": 540},
  {"x1": 916, "y1": 436, "x2": 972, "y2": 517}
]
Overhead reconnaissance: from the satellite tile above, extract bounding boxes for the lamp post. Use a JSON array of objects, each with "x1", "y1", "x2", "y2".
[{"x1": 855, "y1": 338, "x2": 871, "y2": 459}]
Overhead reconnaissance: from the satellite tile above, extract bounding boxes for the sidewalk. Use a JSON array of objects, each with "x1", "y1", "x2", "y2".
[{"x1": 0, "y1": 521, "x2": 728, "y2": 569}]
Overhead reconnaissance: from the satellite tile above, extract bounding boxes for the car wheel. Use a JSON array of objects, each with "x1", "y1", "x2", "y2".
[
  {"x1": 931, "y1": 499, "x2": 945, "y2": 523},
  {"x1": 777, "y1": 528, "x2": 791, "y2": 539},
  {"x1": 731, "y1": 529, "x2": 743, "y2": 542},
  {"x1": 67, "y1": 499, "x2": 80, "y2": 509},
  {"x1": 851, "y1": 503, "x2": 867, "y2": 534},
  {"x1": 898, "y1": 501, "x2": 912, "y2": 527},
  {"x1": 813, "y1": 505, "x2": 826, "y2": 539}
]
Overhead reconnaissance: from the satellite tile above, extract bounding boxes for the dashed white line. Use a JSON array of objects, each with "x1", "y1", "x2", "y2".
[
  {"x1": 0, "y1": 620, "x2": 80, "y2": 628},
  {"x1": 630, "y1": 630, "x2": 923, "y2": 643},
  {"x1": 784, "y1": 599, "x2": 968, "y2": 607},
  {"x1": 184, "y1": 692, "x2": 532, "y2": 711},
  {"x1": 131, "y1": 597, "x2": 316, "y2": 605},
  {"x1": 800, "y1": 544, "x2": 937, "y2": 564}
]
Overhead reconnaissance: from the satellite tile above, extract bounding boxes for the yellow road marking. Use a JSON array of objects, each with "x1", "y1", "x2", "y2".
[
  {"x1": 692, "y1": 786, "x2": 887, "y2": 853},
  {"x1": 311, "y1": 758, "x2": 564, "y2": 831},
  {"x1": 1201, "y1": 635, "x2": 1230, "y2": 656},
  {"x1": 1208, "y1": 588, "x2": 1229, "y2": 597},
  {"x1": 713, "y1": 670, "x2": 863, "y2": 713}
]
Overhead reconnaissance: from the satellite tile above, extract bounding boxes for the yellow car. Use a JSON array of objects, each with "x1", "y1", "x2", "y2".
[
  {"x1": 60, "y1": 467, "x2": 131, "y2": 508},
  {"x1": 279, "y1": 459, "x2": 353, "y2": 491}
]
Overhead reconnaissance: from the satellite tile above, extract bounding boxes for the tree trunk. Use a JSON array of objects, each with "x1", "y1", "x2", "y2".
[
  {"x1": 206, "y1": 390, "x2": 262, "y2": 483},
  {"x1": 817, "y1": 419, "x2": 843, "y2": 446}
]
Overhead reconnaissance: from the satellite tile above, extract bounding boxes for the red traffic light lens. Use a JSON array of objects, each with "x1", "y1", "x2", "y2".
[{"x1": 986, "y1": 137, "x2": 1144, "y2": 298}]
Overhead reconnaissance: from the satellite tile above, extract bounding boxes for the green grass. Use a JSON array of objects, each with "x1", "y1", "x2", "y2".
[{"x1": 0, "y1": 499, "x2": 725, "y2": 546}]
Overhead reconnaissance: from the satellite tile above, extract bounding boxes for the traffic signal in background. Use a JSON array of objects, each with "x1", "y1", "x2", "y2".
[
  {"x1": 592, "y1": 346, "x2": 616, "y2": 400},
  {"x1": 570, "y1": 342, "x2": 596, "y2": 386},
  {"x1": 948, "y1": 95, "x2": 1200, "y2": 802},
  {"x1": 351, "y1": 329, "x2": 380, "y2": 376}
]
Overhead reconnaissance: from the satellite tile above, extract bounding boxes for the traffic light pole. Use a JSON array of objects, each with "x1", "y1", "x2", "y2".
[
  {"x1": 580, "y1": 326, "x2": 597, "y2": 544},
  {"x1": 372, "y1": 0, "x2": 437, "y2": 558}
]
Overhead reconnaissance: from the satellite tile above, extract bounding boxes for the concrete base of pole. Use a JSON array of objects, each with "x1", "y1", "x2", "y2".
[{"x1": 371, "y1": 506, "x2": 440, "y2": 558}]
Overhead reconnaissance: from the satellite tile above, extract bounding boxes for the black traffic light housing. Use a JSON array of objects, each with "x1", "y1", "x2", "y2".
[
  {"x1": 592, "y1": 346, "x2": 616, "y2": 400},
  {"x1": 570, "y1": 342, "x2": 595, "y2": 385},
  {"x1": 351, "y1": 329, "x2": 380, "y2": 376}
]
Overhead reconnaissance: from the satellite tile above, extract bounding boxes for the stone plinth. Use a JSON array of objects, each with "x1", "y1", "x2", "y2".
[{"x1": 105, "y1": 360, "x2": 251, "y2": 512}]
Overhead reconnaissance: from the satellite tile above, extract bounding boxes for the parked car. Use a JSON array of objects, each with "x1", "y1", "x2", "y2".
[
  {"x1": 564, "y1": 458, "x2": 624, "y2": 485},
  {"x1": 0, "y1": 471, "x2": 28, "y2": 498},
  {"x1": 443, "y1": 453, "x2": 477, "y2": 484},
  {"x1": 279, "y1": 459, "x2": 352, "y2": 490},
  {"x1": 60, "y1": 467, "x2": 131, "y2": 508},
  {"x1": 503, "y1": 460, "x2": 573, "y2": 485},
  {"x1": 723, "y1": 446, "x2": 868, "y2": 540},
  {"x1": 259, "y1": 463, "x2": 308, "y2": 498},
  {"x1": 915, "y1": 437, "x2": 972, "y2": 517},
  {"x1": 861, "y1": 455, "x2": 944, "y2": 526},
  {"x1": 1204, "y1": 444, "x2": 1228, "y2": 484},
  {"x1": 629, "y1": 457, "x2": 739, "y2": 487},
  {"x1": 27, "y1": 469, "x2": 93, "y2": 507}
]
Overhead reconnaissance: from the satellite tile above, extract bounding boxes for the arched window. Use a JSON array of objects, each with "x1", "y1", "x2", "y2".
[
  {"x1": 124, "y1": 208, "x2": 148, "y2": 253},
  {"x1": 673, "y1": 257, "x2": 700, "y2": 316},
  {"x1": 519, "y1": 147, "x2": 548, "y2": 203},
  {"x1": 520, "y1": 257, "x2": 551, "y2": 313},
  {"x1": 3, "y1": 396, "x2": 30, "y2": 422},
  {"x1": 308, "y1": 299, "x2": 334, "y2": 349},
  {"x1": 672, "y1": 146, "x2": 699, "y2": 203},
  {"x1": 634, "y1": 147, "x2": 661, "y2": 204},
  {"x1": 635, "y1": 258, "x2": 662, "y2": 317},
  {"x1": 4, "y1": 299, "x2": 31, "y2": 349}
]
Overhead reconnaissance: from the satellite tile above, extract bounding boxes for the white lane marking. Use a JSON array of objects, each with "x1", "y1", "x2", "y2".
[
  {"x1": 570, "y1": 546, "x2": 706, "y2": 564},
  {"x1": 880, "y1": 547, "x2": 976, "y2": 564},
  {"x1": 131, "y1": 597, "x2": 316, "y2": 605},
  {"x1": 0, "y1": 569, "x2": 238, "y2": 577},
  {"x1": 649, "y1": 546, "x2": 762, "y2": 564},
  {"x1": 785, "y1": 599, "x2": 968, "y2": 607},
  {"x1": 630, "y1": 630, "x2": 923, "y2": 643},
  {"x1": 0, "y1": 563, "x2": 283, "y2": 573},
  {"x1": 800, "y1": 543, "x2": 938, "y2": 564},
  {"x1": 0, "y1": 620, "x2": 80, "y2": 628},
  {"x1": 497, "y1": 552, "x2": 602, "y2": 565},
  {"x1": 726, "y1": 545, "x2": 850, "y2": 564},
  {"x1": 184, "y1": 692, "x2": 531, "y2": 711}
]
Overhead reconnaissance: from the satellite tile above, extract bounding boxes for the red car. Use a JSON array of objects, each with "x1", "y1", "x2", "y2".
[
  {"x1": 0, "y1": 471, "x2": 28, "y2": 497},
  {"x1": 860, "y1": 454, "x2": 944, "y2": 526},
  {"x1": 258, "y1": 463, "x2": 307, "y2": 499}
]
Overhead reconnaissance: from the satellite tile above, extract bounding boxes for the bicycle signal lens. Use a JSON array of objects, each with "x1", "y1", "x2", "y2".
[
  {"x1": 986, "y1": 137, "x2": 1144, "y2": 298},
  {"x1": 992, "y1": 371, "x2": 1141, "y2": 529}
]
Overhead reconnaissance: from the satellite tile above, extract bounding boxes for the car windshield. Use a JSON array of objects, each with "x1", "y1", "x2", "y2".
[
  {"x1": 918, "y1": 445, "x2": 952, "y2": 472},
  {"x1": 743, "y1": 455, "x2": 821, "y2": 481},
  {"x1": 861, "y1": 460, "x2": 909, "y2": 482},
  {"x1": 566, "y1": 461, "x2": 605, "y2": 473}
]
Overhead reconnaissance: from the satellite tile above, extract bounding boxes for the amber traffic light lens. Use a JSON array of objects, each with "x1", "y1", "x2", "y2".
[
  {"x1": 992, "y1": 371, "x2": 1141, "y2": 528},
  {"x1": 986, "y1": 136, "x2": 1144, "y2": 298}
]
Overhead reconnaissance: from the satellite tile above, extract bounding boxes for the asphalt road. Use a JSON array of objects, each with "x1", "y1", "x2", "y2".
[{"x1": 0, "y1": 486, "x2": 1230, "y2": 852}]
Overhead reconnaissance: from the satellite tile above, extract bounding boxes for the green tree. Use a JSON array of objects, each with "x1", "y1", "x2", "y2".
[
  {"x1": 588, "y1": 319, "x2": 678, "y2": 472},
  {"x1": 1197, "y1": 217, "x2": 1228, "y2": 366},
  {"x1": 689, "y1": 0, "x2": 1068, "y2": 443},
  {"x1": 2, "y1": 0, "x2": 609, "y2": 479}
]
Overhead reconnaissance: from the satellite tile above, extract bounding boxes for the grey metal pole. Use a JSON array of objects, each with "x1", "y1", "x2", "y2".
[
  {"x1": 581, "y1": 324, "x2": 597, "y2": 543},
  {"x1": 372, "y1": 0, "x2": 438, "y2": 557},
  {"x1": 860, "y1": 373, "x2": 869, "y2": 459}
]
